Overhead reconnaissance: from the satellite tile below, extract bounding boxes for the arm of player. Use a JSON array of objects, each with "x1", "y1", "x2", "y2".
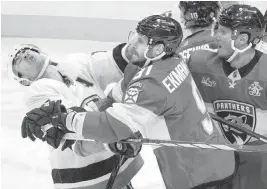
[{"x1": 64, "y1": 78, "x2": 171, "y2": 144}]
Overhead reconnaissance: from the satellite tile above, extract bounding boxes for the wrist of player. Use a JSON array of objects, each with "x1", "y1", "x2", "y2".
[
  {"x1": 49, "y1": 106, "x2": 87, "y2": 150},
  {"x1": 62, "y1": 110, "x2": 87, "y2": 136}
]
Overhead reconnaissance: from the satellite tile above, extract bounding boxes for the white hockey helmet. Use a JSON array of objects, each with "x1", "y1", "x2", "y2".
[{"x1": 7, "y1": 44, "x2": 50, "y2": 86}]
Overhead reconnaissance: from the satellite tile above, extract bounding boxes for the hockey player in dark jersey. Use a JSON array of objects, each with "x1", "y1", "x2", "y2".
[
  {"x1": 187, "y1": 4, "x2": 267, "y2": 189},
  {"x1": 21, "y1": 15, "x2": 237, "y2": 189},
  {"x1": 175, "y1": 1, "x2": 221, "y2": 59}
]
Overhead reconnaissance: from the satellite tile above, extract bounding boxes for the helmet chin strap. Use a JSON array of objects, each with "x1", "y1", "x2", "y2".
[
  {"x1": 143, "y1": 46, "x2": 166, "y2": 67},
  {"x1": 227, "y1": 40, "x2": 252, "y2": 62},
  {"x1": 33, "y1": 55, "x2": 51, "y2": 81}
]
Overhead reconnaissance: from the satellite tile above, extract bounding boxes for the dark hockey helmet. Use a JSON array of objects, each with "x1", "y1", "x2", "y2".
[
  {"x1": 219, "y1": 4, "x2": 266, "y2": 44},
  {"x1": 179, "y1": 1, "x2": 221, "y2": 28},
  {"x1": 136, "y1": 15, "x2": 183, "y2": 55}
]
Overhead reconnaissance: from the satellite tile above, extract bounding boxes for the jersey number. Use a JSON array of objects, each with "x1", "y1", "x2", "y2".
[
  {"x1": 191, "y1": 79, "x2": 213, "y2": 135},
  {"x1": 191, "y1": 12, "x2": 198, "y2": 19},
  {"x1": 132, "y1": 65, "x2": 153, "y2": 80}
]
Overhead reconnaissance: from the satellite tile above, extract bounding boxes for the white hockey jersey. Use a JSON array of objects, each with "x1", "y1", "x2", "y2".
[{"x1": 25, "y1": 44, "x2": 143, "y2": 189}]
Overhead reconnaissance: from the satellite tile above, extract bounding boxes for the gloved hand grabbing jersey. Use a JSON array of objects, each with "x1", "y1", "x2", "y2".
[{"x1": 21, "y1": 100, "x2": 84, "y2": 150}]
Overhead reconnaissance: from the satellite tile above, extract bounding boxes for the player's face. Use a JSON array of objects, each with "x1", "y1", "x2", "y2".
[
  {"x1": 126, "y1": 31, "x2": 148, "y2": 65},
  {"x1": 214, "y1": 25, "x2": 234, "y2": 59},
  {"x1": 12, "y1": 50, "x2": 45, "y2": 81}
]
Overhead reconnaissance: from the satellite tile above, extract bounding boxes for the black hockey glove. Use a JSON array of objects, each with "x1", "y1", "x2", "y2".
[
  {"x1": 21, "y1": 100, "x2": 79, "y2": 150},
  {"x1": 46, "y1": 106, "x2": 87, "y2": 150},
  {"x1": 108, "y1": 131, "x2": 143, "y2": 158}
]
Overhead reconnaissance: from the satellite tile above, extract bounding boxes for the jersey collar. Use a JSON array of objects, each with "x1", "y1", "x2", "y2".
[
  {"x1": 112, "y1": 43, "x2": 128, "y2": 73},
  {"x1": 222, "y1": 50, "x2": 263, "y2": 79}
]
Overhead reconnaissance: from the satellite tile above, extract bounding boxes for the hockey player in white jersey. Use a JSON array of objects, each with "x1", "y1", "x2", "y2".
[{"x1": 7, "y1": 44, "x2": 143, "y2": 189}]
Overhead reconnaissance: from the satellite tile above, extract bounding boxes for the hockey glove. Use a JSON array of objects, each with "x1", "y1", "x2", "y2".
[
  {"x1": 108, "y1": 131, "x2": 143, "y2": 158},
  {"x1": 45, "y1": 106, "x2": 87, "y2": 150},
  {"x1": 21, "y1": 100, "x2": 76, "y2": 150}
]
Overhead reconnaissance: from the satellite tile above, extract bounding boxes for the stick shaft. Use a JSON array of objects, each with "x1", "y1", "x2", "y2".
[{"x1": 62, "y1": 133, "x2": 267, "y2": 153}]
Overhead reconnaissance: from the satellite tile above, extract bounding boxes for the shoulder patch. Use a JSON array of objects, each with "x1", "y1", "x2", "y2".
[{"x1": 124, "y1": 82, "x2": 143, "y2": 104}]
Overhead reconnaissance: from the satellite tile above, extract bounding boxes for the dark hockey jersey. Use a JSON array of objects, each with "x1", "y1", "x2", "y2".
[
  {"x1": 74, "y1": 56, "x2": 236, "y2": 188},
  {"x1": 177, "y1": 29, "x2": 218, "y2": 60},
  {"x1": 188, "y1": 50, "x2": 267, "y2": 145}
]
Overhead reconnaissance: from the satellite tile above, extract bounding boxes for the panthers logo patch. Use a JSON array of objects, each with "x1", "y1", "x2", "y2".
[{"x1": 213, "y1": 100, "x2": 256, "y2": 145}]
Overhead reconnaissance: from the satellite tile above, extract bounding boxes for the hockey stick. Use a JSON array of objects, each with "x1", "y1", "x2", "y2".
[
  {"x1": 61, "y1": 133, "x2": 267, "y2": 153},
  {"x1": 209, "y1": 113, "x2": 267, "y2": 143},
  {"x1": 42, "y1": 112, "x2": 267, "y2": 152},
  {"x1": 105, "y1": 154, "x2": 127, "y2": 189}
]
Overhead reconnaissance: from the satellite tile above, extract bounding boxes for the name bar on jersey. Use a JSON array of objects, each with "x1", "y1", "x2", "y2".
[
  {"x1": 214, "y1": 100, "x2": 254, "y2": 116},
  {"x1": 162, "y1": 59, "x2": 190, "y2": 93},
  {"x1": 179, "y1": 44, "x2": 210, "y2": 59}
]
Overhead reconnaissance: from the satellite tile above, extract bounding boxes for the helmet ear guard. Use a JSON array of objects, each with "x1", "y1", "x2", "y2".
[
  {"x1": 7, "y1": 44, "x2": 50, "y2": 86},
  {"x1": 218, "y1": 5, "x2": 266, "y2": 62},
  {"x1": 135, "y1": 15, "x2": 183, "y2": 66}
]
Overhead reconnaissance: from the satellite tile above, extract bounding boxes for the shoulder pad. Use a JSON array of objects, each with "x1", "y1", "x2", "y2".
[
  {"x1": 188, "y1": 50, "x2": 218, "y2": 72},
  {"x1": 57, "y1": 53, "x2": 96, "y2": 84},
  {"x1": 57, "y1": 53, "x2": 88, "y2": 80}
]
